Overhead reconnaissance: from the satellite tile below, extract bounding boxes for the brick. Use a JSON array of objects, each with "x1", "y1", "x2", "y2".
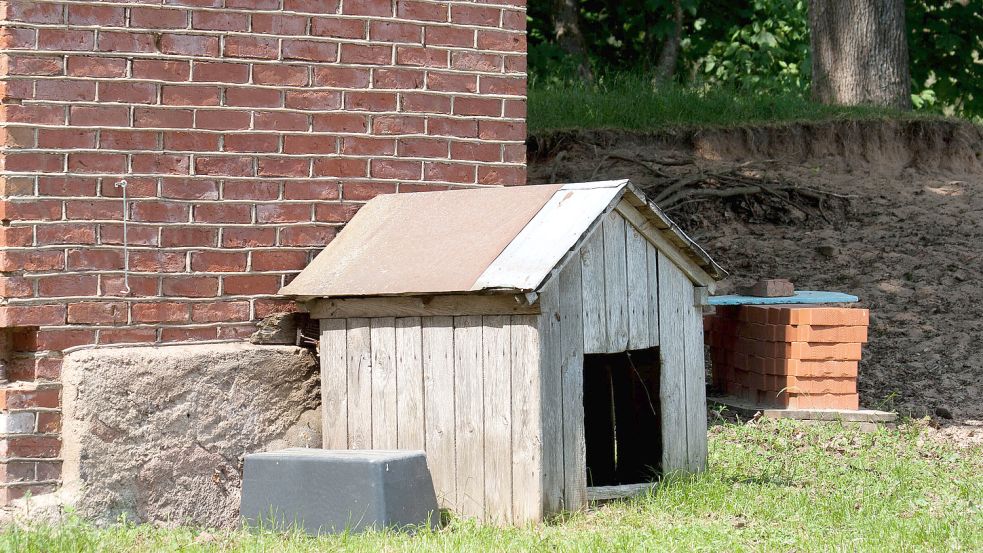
[
  {"x1": 0, "y1": 250, "x2": 63, "y2": 272},
  {"x1": 251, "y1": 250, "x2": 308, "y2": 271},
  {"x1": 101, "y1": 130, "x2": 158, "y2": 150},
  {"x1": 160, "y1": 327, "x2": 218, "y2": 342},
  {"x1": 283, "y1": 135, "x2": 337, "y2": 155},
  {"x1": 429, "y1": 117, "x2": 478, "y2": 138},
  {"x1": 192, "y1": 301, "x2": 249, "y2": 323},
  {"x1": 65, "y1": 200, "x2": 124, "y2": 220},
  {"x1": 225, "y1": 36, "x2": 279, "y2": 59},
  {"x1": 192, "y1": 61, "x2": 250, "y2": 84},
  {"x1": 225, "y1": 134, "x2": 280, "y2": 154},
  {"x1": 282, "y1": 40, "x2": 338, "y2": 62},
  {"x1": 428, "y1": 72, "x2": 477, "y2": 93},
  {"x1": 373, "y1": 116, "x2": 425, "y2": 135},
  {"x1": 132, "y1": 302, "x2": 190, "y2": 323},
  {"x1": 398, "y1": 1, "x2": 448, "y2": 22},
  {"x1": 254, "y1": 65, "x2": 310, "y2": 87},
  {"x1": 97, "y1": 31, "x2": 156, "y2": 53},
  {"x1": 397, "y1": 46, "x2": 449, "y2": 68},
  {"x1": 4, "y1": 2, "x2": 63, "y2": 24},
  {"x1": 164, "y1": 132, "x2": 220, "y2": 151},
  {"x1": 257, "y1": 158, "x2": 310, "y2": 178},
  {"x1": 130, "y1": 201, "x2": 190, "y2": 223},
  {"x1": 222, "y1": 274, "x2": 280, "y2": 295},
  {"x1": 131, "y1": 7, "x2": 189, "y2": 29},
  {"x1": 195, "y1": 110, "x2": 251, "y2": 131},
  {"x1": 0, "y1": 276, "x2": 34, "y2": 298},
  {"x1": 480, "y1": 76, "x2": 524, "y2": 95},
  {"x1": 425, "y1": 162, "x2": 475, "y2": 184},
  {"x1": 255, "y1": 299, "x2": 298, "y2": 318},
  {"x1": 38, "y1": 29, "x2": 93, "y2": 51},
  {"x1": 161, "y1": 179, "x2": 219, "y2": 200},
  {"x1": 192, "y1": 11, "x2": 248, "y2": 31},
  {"x1": 0, "y1": 304, "x2": 65, "y2": 327},
  {"x1": 37, "y1": 413, "x2": 61, "y2": 434},
  {"x1": 313, "y1": 113, "x2": 368, "y2": 133},
  {"x1": 340, "y1": 137, "x2": 394, "y2": 156},
  {"x1": 190, "y1": 251, "x2": 248, "y2": 272},
  {"x1": 257, "y1": 203, "x2": 311, "y2": 223},
  {"x1": 502, "y1": 9, "x2": 525, "y2": 30},
  {"x1": 134, "y1": 108, "x2": 195, "y2": 129},
  {"x1": 3, "y1": 56, "x2": 62, "y2": 77},
  {"x1": 286, "y1": 90, "x2": 344, "y2": 111},
  {"x1": 222, "y1": 227, "x2": 277, "y2": 248},
  {"x1": 346, "y1": 91, "x2": 397, "y2": 112},
  {"x1": 67, "y1": 302, "x2": 127, "y2": 324},
  {"x1": 340, "y1": 43, "x2": 392, "y2": 65},
  {"x1": 252, "y1": 14, "x2": 309, "y2": 35},
  {"x1": 161, "y1": 226, "x2": 218, "y2": 247},
  {"x1": 100, "y1": 224, "x2": 159, "y2": 247},
  {"x1": 370, "y1": 21, "x2": 423, "y2": 43},
  {"x1": 426, "y1": 26, "x2": 474, "y2": 48},
  {"x1": 162, "y1": 276, "x2": 220, "y2": 298},
  {"x1": 451, "y1": 4, "x2": 501, "y2": 26},
  {"x1": 399, "y1": 137, "x2": 447, "y2": 158},
  {"x1": 66, "y1": 249, "x2": 123, "y2": 271},
  {"x1": 162, "y1": 85, "x2": 221, "y2": 106},
  {"x1": 786, "y1": 393, "x2": 859, "y2": 410},
  {"x1": 2, "y1": 436, "x2": 61, "y2": 459},
  {"x1": 132, "y1": 153, "x2": 192, "y2": 175},
  {"x1": 37, "y1": 223, "x2": 96, "y2": 245},
  {"x1": 310, "y1": 17, "x2": 366, "y2": 39},
  {"x1": 66, "y1": 56, "x2": 126, "y2": 78},
  {"x1": 255, "y1": 111, "x2": 310, "y2": 132},
  {"x1": 451, "y1": 51, "x2": 502, "y2": 72},
  {"x1": 370, "y1": 159, "x2": 421, "y2": 180},
  {"x1": 284, "y1": 0, "x2": 339, "y2": 13},
  {"x1": 451, "y1": 141, "x2": 501, "y2": 162},
  {"x1": 226, "y1": 87, "x2": 282, "y2": 108},
  {"x1": 401, "y1": 92, "x2": 451, "y2": 114},
  {"x1": 4, "y1": 152, "x2": 63, "y2": 173},
  {"x1": 314, "y1": 66, "x2": 371, "y2": 88},
  {"x1": 223, "y1": 181, "x2": 280, "y2": 201},
  {"x1": 99, "y1": 327, "x2": 158, "y2": 345},
  {"x1": 133, "y1": 59, "x2": 191, "y2": 81},
  {"x1": 160, "y1": 34, "x2": 220, "y2": 56},
  {"x1": 99, "y1": 82, "x2": 157, "y2": 104},
  {"x1": 478, "y1": 120, "x2": 524, "y2": 141},
  {"x1": 128, "y1": 250, "x2": 186, "y2": 272},
  {"x1": 454, "y1": 97, "x2": 501, "y2": 117},
  {"x1": 343, "y1": 0, "x2": 393, "y2": 16},
  {"x1": 194, "y1": 203, "x2": 252, "y2": 223},
  {"x1": 195, "y1": 156, "x2": 254, "y2": 177},
  {"x1": 101, "y1": 275, "x2": 158, "y2": 297},
  {"x1": 284, "y1": 181, "x2": 341, "y2": 200},
  {"x1": 343, "y1": 182, "x2": 396, "y2": 201},
  {"x1": 478, "y1": 30, "x2": 525, "y2": 52}
]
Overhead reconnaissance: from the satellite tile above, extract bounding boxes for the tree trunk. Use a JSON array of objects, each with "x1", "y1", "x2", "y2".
[
  {"x1": 809, "y1": 0, "x2": 911, "y2": 110},
  {"x1": 552, "y1": 0, "x2": 594, "y2": 82},
  {"x1": 653, "y1": 0, "x2": 683, "y2": 86}
]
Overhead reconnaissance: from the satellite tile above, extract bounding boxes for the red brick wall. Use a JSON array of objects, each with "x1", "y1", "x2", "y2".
[{"x1": 0, "y1": 0, "x2": 527, "y2": 501}]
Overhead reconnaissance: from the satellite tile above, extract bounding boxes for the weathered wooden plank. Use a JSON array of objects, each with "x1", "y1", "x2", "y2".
[
  {"x1": 510, "y1": 314, "x2": 543, "y2": 524},
  {"x1": 646, "y1": 243, "x2": 660, "y2": 346},
  {"x1": 482, "y1": 315, "x2": 513, "y2": 524},
  {"x1": 615, "y1": 200, "x2": 716, "y2": 293},
  {"x1": 537, "y1": 281, "x2": 564, "y2": 516},
  {"x1": 396, "y1": 317, "x2": 425, "y2": 451},
  {"x1": 626, "y1": 223, "x2": 650, "y2": 350},
  {"x1": 319, "y1": 319, "x2": 348, "y2": 449},
  {"x1": 308, "y1": 294, "x2": 538, "y2": 319},
  {"x1": 586, "y1": 482, "x2": 657, "y2": 502},
  {"x1": 474, "y1": 186, "x2": 624, "y2": 291},
  {"x1": 580, "y1": 226, "x2": 607, "y2": 354},
  {"x1": 453, "y1": 315, "x2": 484, "y2": 519},
  {"x1": 370, "y1": 318, "x2": 397, "y2": 449},
  {"x1": 657, "y1": 254, "x2": 688, "y2": 473},
  {"x1": 345, "y1": 318, "x2": 372, "y2": 450},
  {"x1": 602, "y1": 210, "x2": 629, "y2": 353},
  {"x1": 683, "y1": 289, "x2": 709, "y2": 472},
  {"x1": 558, "y1": 258, "x2": 587, "y2": 512},
  {"x1": 422, "y1": 316, "x2": 456, "y2": 511}
]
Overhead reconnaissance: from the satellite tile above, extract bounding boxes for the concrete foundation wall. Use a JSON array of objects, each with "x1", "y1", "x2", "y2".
[{"x1": 59, "y1": 343, "x2": 320, "y2": 528}]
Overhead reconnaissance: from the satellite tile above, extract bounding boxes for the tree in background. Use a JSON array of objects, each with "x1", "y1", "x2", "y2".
[
  {"x1": 807, "y1": 0, "x2": 911, "y2": 109},
  {"x1": 551, "y1": 0, "x2": 594, "y2": 82}
]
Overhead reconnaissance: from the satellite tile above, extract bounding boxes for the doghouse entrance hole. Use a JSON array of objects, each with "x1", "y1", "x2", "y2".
[{"x1": 583, "y1": 347, "x2": 662, "y2": 487}]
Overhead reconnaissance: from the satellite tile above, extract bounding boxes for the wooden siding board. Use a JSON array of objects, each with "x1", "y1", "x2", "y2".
[
  {"x1": 482, "y1": 315, "x2": 513, "y2": 524},
  {"x1": 319, "y1": 318, "x2": 348, "y2": 449},
  {"x1": 370, "y1": 318, "x2": 398, "y2": 449},
  {"x1": 626, "y1": 223, "x2": 650, "y2": 350},
  {"x1": 510, "y1": 314, "x2": 543, "y2": 524},
  {"x1": 646, "y1": 243, "x2": 661, "y2": 346},
  {"x1": 346, "y1": 318, "x2": 372, "y2": 450},
  {"x1": 657, "y1": 255, "x2": 688, "y2": 473},
  {"x1": 581, "y1": 227, "x2": 607, "y2": 354},
  {"x1": 396, "y1": 317, "x2": 425, "y2": 451},
  {"x1": 602, "y1": 211, "x2": 629, "y2": 353},
  {"x1": 309, "y1": 295, "x2": 538, "y2": 319},
  {"x1": 453, "y1": 315, "x2": 485, "y2": 519},
  {"x1": 538, "y1": 281, "x2": 564, "y2": 516},
  {"x1": 422, "y1": 316, "x2": 456, "y2": 512},
  {"x1": 558, "y1": 258, "x2": 587, "y2": 511},
  {"x1": 683, "y1": 292, "x2": 709, "y2": 472}
]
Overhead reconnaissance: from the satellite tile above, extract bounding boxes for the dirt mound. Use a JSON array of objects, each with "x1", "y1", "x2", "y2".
[{"x1": 529, "y1": 119, "x2": 983, "y2": 425}]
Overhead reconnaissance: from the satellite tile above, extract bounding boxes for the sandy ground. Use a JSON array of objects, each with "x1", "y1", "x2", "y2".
[{"x1": 529, "y1": 121, "x2": 983, "y2": 442}]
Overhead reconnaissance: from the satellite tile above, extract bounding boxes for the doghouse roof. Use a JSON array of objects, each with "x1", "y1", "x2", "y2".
[{"x1": 279, "y1": 179, "x2": 725, "y2": 299}]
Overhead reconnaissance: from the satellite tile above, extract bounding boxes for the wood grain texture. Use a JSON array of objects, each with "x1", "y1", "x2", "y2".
[
  {"x1": 682, "y1": 289, "x2": 709, "y2": 472},
  {"x1": 396, "y1": 317, "x2": 425, "y2": 451},
  {"x1": 370, "y1": 317, "x2": 397, "y2": 449},
  {"x1": 626, "y1": 223, "x2": 650, "y2": 350},
  {"x1": 309, "y1": 294, "x2": 538, "y2": 319},
  {"x1": 558, "y1": 258, "x2": 587, "y2": 512},
  {"x1": 482, "y1": 315, "x2": 513, "y2": 524},
  {"x1": 657, "y1": 254, "x2": 688, "y2": 473},
  {"x1": 346, "y1": 318, "x2": 372, "y2": 449},
  {"x1": 510, "y1": 314, "x2": 543, "y2": 524},
  {"x1": 422, "y1": 316, "x2": 456, "y2": 511},
  {"x1": 453, "y1": 315, "x2": 485, "y2": 519},
  {"x1": 646, "y1": 243, "x2": 661, "y2": 346},
  {"x1": 580, "y1": 227, "x2": 607, "y2": 354},
  {"x1": 602, "y1": 211, "x2": 629, "y2": 353},
  {"x1": 319, "y1": 318, "x2": 348, "y2": 449},
  {"x1": 537, "y1": 281, "x2": 564, "y2": 516}
]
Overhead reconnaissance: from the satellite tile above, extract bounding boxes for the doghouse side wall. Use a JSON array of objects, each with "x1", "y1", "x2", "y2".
[
  {"x1": 318, "y1": 312, "x2": 544, "y2": 525},
  {"x1": 537, "y1": 208, "x2": 708, "y2": 516}
]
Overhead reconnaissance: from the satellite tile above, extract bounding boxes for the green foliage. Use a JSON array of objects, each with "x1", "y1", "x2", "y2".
[
  {"x1": 907, "y1": 0, "x2": 983, "y2": 117},
  {"x1": 685, "y1": 0, "x2": 810, "y2": 93},
  {"x1": 529, "y1": 0, "x2": 983, "y2": 119},
  {"x1": 1, "y1": 420, "x2": 980, "y2": 552}
]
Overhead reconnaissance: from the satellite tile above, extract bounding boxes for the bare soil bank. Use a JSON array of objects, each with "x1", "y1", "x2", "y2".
[{"x1": 529, "y1": 119, "x2": 983, "y2": 429}]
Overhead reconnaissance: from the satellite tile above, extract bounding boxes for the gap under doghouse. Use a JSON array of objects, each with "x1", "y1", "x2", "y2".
[{"x1": 584, "y1": 347, "x2": 662, "y2": 498}]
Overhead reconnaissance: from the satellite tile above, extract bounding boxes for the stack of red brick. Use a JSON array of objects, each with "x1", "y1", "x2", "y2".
[{"x1": 705, "y1": 305, "x2": 869, "y2": 410}]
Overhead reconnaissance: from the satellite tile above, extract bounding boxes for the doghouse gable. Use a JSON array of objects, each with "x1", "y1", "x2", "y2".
[{"x1": 280, "y1": 180, "x2": 725, "y2": 524}]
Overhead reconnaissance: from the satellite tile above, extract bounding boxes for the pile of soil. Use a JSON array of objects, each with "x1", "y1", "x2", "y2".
[{"x1": 529, "y1": 119, "x2": 983, "y2": 430}]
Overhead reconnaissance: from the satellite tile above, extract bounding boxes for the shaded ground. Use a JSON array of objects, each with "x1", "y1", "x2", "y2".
[{"x1": 529, "y1": 120, "x2": 983, "y2": 432}]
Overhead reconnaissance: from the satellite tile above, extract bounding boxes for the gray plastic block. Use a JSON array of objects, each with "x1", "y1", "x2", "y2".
[{"x1": 240, "y1": 449, "x2": 439, "y2": 535}]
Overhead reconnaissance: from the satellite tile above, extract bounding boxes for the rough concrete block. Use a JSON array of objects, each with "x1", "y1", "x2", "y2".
[{"x1": 241, "y1": 449, "x2": 439, "y2": 535}]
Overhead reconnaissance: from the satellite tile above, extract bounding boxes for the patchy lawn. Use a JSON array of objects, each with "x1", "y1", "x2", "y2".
[{"x1": 2, "y1": 418, "x2": 979, "y2": 552}]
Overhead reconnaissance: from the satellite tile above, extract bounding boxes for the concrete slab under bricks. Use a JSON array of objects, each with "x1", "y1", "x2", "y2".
[{"x1": 709, "y1": 396, "x2": 897, "y2": 426}]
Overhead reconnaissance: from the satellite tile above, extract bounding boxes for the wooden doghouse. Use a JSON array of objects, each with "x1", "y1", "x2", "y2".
[{"x1": 280, "y1": 179, "x2": 725, "y2": 524}]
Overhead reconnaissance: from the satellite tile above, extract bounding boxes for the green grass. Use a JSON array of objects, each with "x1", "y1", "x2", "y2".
[
  {"x1": 1, "y1": 418, "x2": 979, "y2": 552},
  {"x1": 527, "y1": 73, "x2": 938, "y2": 134}
]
